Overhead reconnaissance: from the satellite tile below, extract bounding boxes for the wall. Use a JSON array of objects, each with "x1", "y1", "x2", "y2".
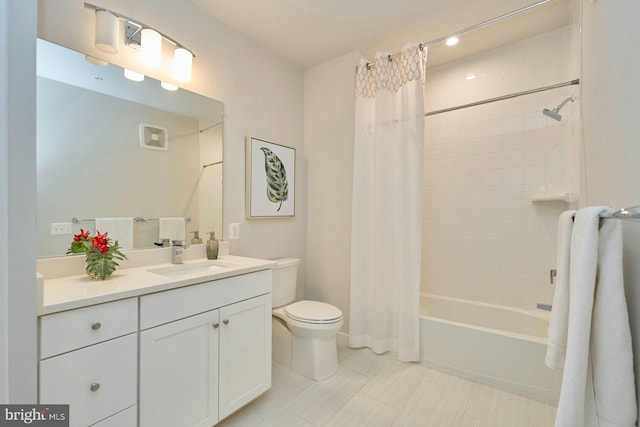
[
  {"x1": 581, "y1": 0, "x2": 640, "y2": 413},
  {"x1": 303, "y1": 51, "x2": 361, "y2": 333},
  {"x1": 421, "y1": 26, "x2": 581, "y2": 309},
  {"x1": 0, "y1": 0, "x2": 38, "y2": 402}
]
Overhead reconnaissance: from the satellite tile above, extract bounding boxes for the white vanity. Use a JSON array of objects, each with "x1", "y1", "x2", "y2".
[{"x1": 37, "y1": 248, "x2": 274, "y2": 427}]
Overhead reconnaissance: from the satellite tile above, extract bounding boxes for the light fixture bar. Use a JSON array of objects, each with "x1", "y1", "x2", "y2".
[{"x1": 84, "y1": 2, "x2": 195, "y2": 57}]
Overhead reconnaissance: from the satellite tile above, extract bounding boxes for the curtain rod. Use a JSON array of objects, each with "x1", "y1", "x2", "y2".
[
  {"x1": 364, "y1": 0, "x2": 555, "y2": 69},
  {"x1": 425, "y1": 78, "x2": 580, "y2": 116}
]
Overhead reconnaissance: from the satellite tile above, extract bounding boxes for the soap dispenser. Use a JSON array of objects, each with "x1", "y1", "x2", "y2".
[
  {"x1": 206, "y1": 232, "x2": 219, "y2": 260},
  {"x1": 190, "y1": 231, "x2": 203, "y2": 245}
]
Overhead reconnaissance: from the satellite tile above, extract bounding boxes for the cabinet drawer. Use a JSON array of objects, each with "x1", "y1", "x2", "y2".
[
  {"x1": 39, "y1": 334, "x2": 137, "y2": 427},
  {"x1": 92, "y1": 405, "x2": 137, "y2": 427},
  {"x1": 140, "y1": 269, "x2": 271, "y2": 329},
  {"x1": 40, "y1": 298, "x2": 137, "y2": 359}
]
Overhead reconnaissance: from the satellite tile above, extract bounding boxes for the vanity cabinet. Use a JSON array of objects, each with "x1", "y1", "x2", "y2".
[
  {"x1": 38, "y1": 259, "x2": 273, "y2": 427},
  {"x1": 138, "y1": 270, "x2": 272, "y2": 427},
  {"x1": 39, "y1": 298, "x2": 138, "y2": 427}
]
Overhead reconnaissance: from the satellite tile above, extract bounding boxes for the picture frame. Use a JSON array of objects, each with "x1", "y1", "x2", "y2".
[{"x1": 246, "y1": 136, "x2": 295, "y2": 218}]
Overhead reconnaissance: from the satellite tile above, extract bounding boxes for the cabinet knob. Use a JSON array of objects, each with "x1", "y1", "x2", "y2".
[
  {"x1": 91, "y1": 322, "x2": 102, "y2": 331},
  {"x1": 212, "y1": 323, "x2": 219, "y2": 329},
  {"x1": 90, "y1": 382, "x2": 100, "y2": 392},
  {"x1": 223, "y1": 319, "x2": 229, "y2": 325}
]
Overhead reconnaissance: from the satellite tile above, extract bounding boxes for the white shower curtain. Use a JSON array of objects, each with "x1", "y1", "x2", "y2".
[{"x1": 349, "y1": 43, "x2": 426, "y2": 362}]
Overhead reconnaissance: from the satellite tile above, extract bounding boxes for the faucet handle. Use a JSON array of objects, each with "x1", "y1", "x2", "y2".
[{"x1": 172, "y1": 240, "x2": 189, "y2": 248}]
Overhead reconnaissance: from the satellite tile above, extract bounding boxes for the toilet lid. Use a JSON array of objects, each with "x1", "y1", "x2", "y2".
[{"x1": 285, "y1": 301, "x2": 343, "y2": 324}]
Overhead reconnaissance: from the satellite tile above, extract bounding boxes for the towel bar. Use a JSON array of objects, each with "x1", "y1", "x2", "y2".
[{"x1": 611, "y1": 206, "x2": 640, "y2": 220}]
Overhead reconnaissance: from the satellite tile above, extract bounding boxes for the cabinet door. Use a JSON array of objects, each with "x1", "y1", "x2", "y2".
[
  {"x1": 139, "y1": 310, "x2": 219, "y2": 427},
  {"x1": 218, "y1": 294, "x2": 271, "y2": 420}
]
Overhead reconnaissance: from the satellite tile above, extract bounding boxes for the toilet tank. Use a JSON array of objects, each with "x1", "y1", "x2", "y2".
[{"x1": 272, "y1": 258, "x2": 300, "y2": 308}]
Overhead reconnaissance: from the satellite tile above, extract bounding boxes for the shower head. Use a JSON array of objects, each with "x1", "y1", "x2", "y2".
[
  {"x1": 542, "y1": 108, "x2": 562, "y2": 121},
  {"x1": 542, "y1": 95, "x2": 576, "y2": 121}
]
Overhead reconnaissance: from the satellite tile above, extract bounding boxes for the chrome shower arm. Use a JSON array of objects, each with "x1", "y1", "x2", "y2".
[{"x1": 553, "y1": 95, "x2": 576, "y2": 112}]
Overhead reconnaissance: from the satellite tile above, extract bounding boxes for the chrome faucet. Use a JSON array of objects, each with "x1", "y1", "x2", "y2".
[{"x1": 171, "y1": 240, "x2": 188, "y2": 264}]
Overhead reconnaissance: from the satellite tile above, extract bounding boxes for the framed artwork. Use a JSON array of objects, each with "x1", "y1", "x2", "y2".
[{"x1": 246, "y1": 136, "x2": 295, "y2": 218}]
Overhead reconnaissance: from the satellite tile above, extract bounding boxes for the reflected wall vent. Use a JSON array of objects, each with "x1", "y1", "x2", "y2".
[{"x1": 139, "y1": 123, "x2": 168, "y2": 151}]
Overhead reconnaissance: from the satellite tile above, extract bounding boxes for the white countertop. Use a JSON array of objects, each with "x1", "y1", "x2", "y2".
[{"x1": 38, "y1": 255, "x2": 276, "y2": 316}]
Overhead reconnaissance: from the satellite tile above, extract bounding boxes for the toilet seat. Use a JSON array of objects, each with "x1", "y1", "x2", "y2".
[{"x1": 284, "y1": 300, "x2": 342, "y2": 324}]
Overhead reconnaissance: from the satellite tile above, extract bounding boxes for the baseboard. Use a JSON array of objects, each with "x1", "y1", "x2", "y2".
[{"x1": 336, "y1": 331, "x2": 349, "y2": 348}]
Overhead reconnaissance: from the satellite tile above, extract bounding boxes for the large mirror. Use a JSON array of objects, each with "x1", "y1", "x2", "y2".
[{"x1": 36, "y1": 39, "x2": 223, "y2": 258}]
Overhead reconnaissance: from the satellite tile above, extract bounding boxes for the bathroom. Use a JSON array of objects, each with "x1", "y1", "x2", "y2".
[{"x1": 3, "y1": 0, "x2": 640, "y2": 425}]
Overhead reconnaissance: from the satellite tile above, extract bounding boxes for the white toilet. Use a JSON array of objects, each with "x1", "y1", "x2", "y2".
[{"x1": 271, "y1": 258, "x2": 343, "y2": 381}]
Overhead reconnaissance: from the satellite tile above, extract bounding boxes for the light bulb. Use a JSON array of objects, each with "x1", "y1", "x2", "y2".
[
  {"x1": 141, "y1": 28, "x2": 162, "y2": 67},
  {"x1": 95, "y1": 9, "x2": 119, "y2": 54},
  {"x1": 161, "y1": 81, "x2": 178, "y2": 91},
  {"x1": 173, "y1": 47, "x2": 193, "y2": 83},
  {"x1": 124, "y1": 68, "x2": 144, "y2": 82}
]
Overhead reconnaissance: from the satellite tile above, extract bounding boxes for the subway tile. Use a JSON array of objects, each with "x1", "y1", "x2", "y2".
[
  {"x1": 524, "y1": 111, "x2": 547, "y2": 130},
  {"x1": 501, "y1": 132, "x2": 524, "y2": 151},
  {"x1": 482, "y1": 118, "x2": 503, "y2": 137},
  {"x1": 501, "y1": 150, "x2": 523, "y2": 169},
  {"x1": 524, "y1": 166, "x2": 545, "y2": 185},
  {"x1": 523, "y1": 147, "x2": 546, "y2": 167},
  {"x1": 501, "y1": 168, "x2": 523, "y2": 186},
  {"x1": 523, "y1": 238, "x2": 548, "y2": 257}
]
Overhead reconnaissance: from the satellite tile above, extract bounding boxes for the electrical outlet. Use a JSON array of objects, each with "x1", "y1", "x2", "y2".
[
  {"x1": 229, "y1": 223, "x2": 240, "y2": 240},
  {"x1": 51, "y1": 222, "x2": 72, "y2": 235}
]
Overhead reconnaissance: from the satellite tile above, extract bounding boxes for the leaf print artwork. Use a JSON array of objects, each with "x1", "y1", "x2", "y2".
[{"x1": 260, "y1": 147, "x2": 289, "y2": 211}]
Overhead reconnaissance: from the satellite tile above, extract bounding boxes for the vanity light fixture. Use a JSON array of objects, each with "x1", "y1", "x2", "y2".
[
  {"x1": 94, "y1": 9, "x2": 119, "y2": 53},
  {"x1": 124, "y1": 68, "x2": 145, "y2": 82},
  {"x1": 86, "y1": 3, "x2": 195, "y2": 82}
]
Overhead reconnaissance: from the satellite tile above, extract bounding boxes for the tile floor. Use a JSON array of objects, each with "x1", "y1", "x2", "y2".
[{"x1": 219, "y1": 346, "x2": 557, "y2": 427}]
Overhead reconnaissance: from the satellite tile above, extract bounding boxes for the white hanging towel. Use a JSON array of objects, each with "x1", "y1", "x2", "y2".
[
  {"x1": 95, "y1": 217, "x2": 134, "y2": 249},
  {"x1": 159, "y1": 217, "x2": 186, "y2": 242},
  {"x1": 545, "y1": 209, "x2": 576, "y2": 369},
  {"x1": 554, "y1": 206, "x2": 637, "y2": 427}
]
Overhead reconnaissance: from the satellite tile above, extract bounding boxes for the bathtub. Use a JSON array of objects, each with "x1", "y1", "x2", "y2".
[{"x1": 419, "y1": 293, "x2": 561, "y2": 403}]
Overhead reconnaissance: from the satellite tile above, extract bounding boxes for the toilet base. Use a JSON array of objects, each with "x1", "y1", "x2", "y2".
[
  {"x1": 291, "y1": 334, "x2": 339, "y2": 381},
  {"x1": 271, "y1": 316, "x2": 342, "y2": 381}
]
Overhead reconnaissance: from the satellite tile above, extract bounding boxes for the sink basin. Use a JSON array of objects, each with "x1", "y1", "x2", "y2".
[{"x1": 148, "y1": 261, "x2": 227, "y2": 277}]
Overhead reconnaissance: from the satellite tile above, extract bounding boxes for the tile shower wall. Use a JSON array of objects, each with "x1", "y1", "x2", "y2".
[{"x1": 422, "y1": 26, "x2": 581, "y2": 309}]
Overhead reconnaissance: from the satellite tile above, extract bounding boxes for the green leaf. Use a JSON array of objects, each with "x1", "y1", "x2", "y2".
[{"x1": 260, "y1": 147, "x2": 289, "y2": 211}]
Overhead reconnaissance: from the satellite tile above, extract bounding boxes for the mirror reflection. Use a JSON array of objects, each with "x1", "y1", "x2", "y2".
[{"x1": 36, "y1": 39, "x2": 223, "y2": 258}]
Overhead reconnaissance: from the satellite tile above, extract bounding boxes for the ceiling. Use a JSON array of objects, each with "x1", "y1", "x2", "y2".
[{"x1": 189, "y1": 0, "x2": 574, "y2": 69}]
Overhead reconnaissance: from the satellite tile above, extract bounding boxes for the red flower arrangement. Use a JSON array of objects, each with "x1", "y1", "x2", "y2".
[{"x1": 67, "y1": 228, "x2": 127, "y2": 280}]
